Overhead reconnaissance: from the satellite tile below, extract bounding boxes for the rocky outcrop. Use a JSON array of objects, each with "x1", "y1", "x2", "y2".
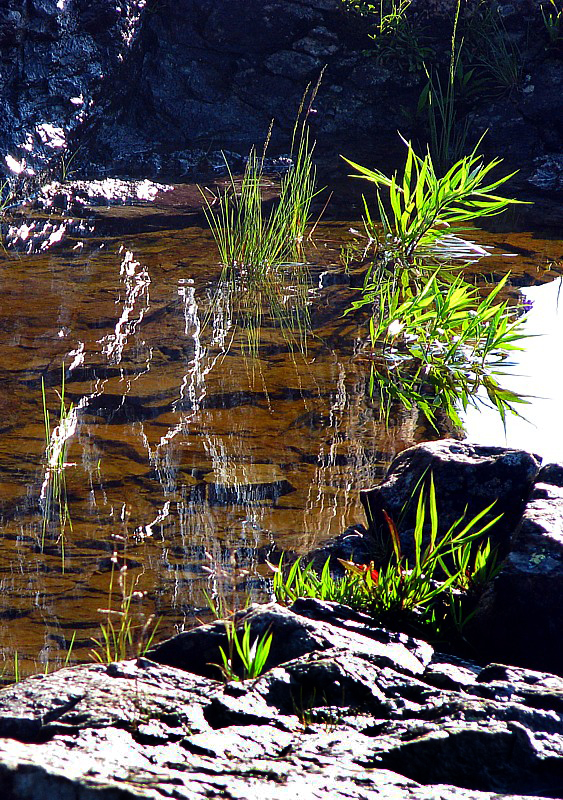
[
  {"x1": 1, "y1": 0, "x2": 563, "y2": 225},
  {"x1": 0, "y1": 599, "x2": 561, "y2": 799},
  {"x1": 319, "y1": 439, "x2": 563, "y2": 675},
  {"x1": 360, "y1": 439, "x2": 541, "y2": 556}
]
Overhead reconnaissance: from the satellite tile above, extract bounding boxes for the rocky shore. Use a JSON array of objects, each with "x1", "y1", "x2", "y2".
[
  {"x1": 0, "y1": 439, "x2": 561, "y2": 799},
  {"x1": 1, "y1": 0, "x2": 563, "y2": 225}
]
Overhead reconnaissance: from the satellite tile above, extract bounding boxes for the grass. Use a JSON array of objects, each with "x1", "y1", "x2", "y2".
[
  {"x1": 202, "y1": 93, "x2": 320, "y2": 358},
  {"x1": 541, "y1": 0, "x2": 563, "y2": 47},
  {"x1": 214, "y1": 619, "x2": 273, "y2": 682},
  {"x1": 90, "y1": 545, "x2": 160, "y2": 664},
  {"x1": 272, "y1": 474, "x2": 501, "y2": 639},
  {"x1": 341, "y1": 1, "x2": 431, "y2": 72},
  {"x1": 40, "y1": 369, "x2": 76, "y2": 551}
]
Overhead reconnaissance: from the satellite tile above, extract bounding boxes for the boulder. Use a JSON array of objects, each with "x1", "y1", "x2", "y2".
[
  {"x1": 469, "y1": 463, "x2": 563, "y2": 674},
  {"x1": 360, "y1": 439, "x2": 541, "y2": 558},
  {"x1": 0, "y1": 601, "x2": 561, "y2": 798}
]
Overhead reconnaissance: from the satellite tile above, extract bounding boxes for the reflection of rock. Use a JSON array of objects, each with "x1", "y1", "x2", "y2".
[
  {"x1": 4, "y1": 217, "x2": 94, "y2": 252},
  {"x1": 204, "y1": 465, "x2": 295, "y2": 506},
  {"x1": 0, "y1": 599, "x2": 562, "y2": 798},
  {"x1": 207, "y1": 479, "x2": 295, "y2": 506}
]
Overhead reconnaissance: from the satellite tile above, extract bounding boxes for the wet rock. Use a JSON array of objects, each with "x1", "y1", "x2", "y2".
[
  {"x1": 33, "y1": 178, "x2": 174, "y2": 213},
  {"x1": 529, "y1": 154, "x2": 563, "y2": 192}
]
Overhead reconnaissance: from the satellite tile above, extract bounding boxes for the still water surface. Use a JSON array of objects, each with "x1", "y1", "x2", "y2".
[{"x1": 0, "y1": 196, "x2": 561, "y2": 681}]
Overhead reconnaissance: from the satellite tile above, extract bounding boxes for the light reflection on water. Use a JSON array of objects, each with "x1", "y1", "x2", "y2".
[
  {"x1": 464, "y1": 276, "x2": 563, "y2": 464},
  {"x1": 0, "y1": 212, "x2": 560, "y2": 682},
  {"x1": 0, "y1": 221, "x2": 418, "y2": 681}
]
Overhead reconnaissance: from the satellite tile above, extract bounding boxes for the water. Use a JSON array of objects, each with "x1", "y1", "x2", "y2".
[
  {"x1": 0, "y1": 196, "x2": 560, "y2": 681},
  {"x1": 465, "y1": 274, "x2": 563, "y2": 462}
]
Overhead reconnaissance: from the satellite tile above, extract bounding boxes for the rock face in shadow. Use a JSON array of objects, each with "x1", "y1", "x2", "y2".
[
  {"x1": 469, "y1": 463, "x2": 563, "y2": 674},
  {"x1": 1, "y1": 0, "x2": 563, "y2": 220},
  {"x1": 0, "y1": 600, "x2": 562, "y2": 799}
]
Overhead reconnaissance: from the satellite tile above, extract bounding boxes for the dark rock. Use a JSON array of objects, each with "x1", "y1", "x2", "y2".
[
  {"x1": 147, "y1": 600, "x2": 432, "y2": 681},
  {"x1": 360, "y1": 439, "x2": 541, "y2": 557},
  {"x1": 0, "y1": 601, "x2": 562, "y2": 798},
  {"x1": 469, "y1": 473, "x2": 563, "y2": 674}
]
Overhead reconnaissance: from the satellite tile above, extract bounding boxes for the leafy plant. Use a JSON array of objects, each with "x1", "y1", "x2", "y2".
[
  {"x1": 215, "y1": 619, "x2": 273, "y2": 682},
  {"x1": 343, "y1": 136, "x2": 521, "y2": 262},
  {"x1": 359, "y1": 272, "x2": 529, "y2": 427},
  {"x1": 342, "y1": 138, "x2": 528, "y2": 427},
  {"x1": 541, "y1": 0, "x2": 563, "y2": 47},
  {"x1": 273, "y1": 475, "x2": 501, "y2": 637}
]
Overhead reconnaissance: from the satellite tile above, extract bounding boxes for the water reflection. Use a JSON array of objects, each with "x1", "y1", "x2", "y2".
[
  {"x1": 0, "y1": 224, "x2": 412, "y2": 680},
  {"x1": 0, "y1": 215, "x2": 560, "y2": 682}
]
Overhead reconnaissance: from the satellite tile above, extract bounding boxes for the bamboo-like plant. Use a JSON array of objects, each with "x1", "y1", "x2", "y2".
[
  {"x1": 360, "y1": 272, "x2": 529, "y2": 427},
  {"x1": 343, "y1": 137, "x2": 521, "y2": 263}
]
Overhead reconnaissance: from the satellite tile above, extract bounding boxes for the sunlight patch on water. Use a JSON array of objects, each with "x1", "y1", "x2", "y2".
[{"x1": 464, "y1": 277, "x2": 563, "y2": 463}]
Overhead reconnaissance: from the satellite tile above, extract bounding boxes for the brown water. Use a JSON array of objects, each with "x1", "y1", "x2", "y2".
[{"x1": 0, "y1": 197, "x2": 561, "y2": 681}]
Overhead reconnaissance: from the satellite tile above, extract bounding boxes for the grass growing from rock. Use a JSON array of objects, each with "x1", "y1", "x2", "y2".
[
  {"x1": 272, "y1": 475, "x2": 501, "y2": 640},
  {"x1": 214, "y1": 620, "x2": 273, "y2": 682}
]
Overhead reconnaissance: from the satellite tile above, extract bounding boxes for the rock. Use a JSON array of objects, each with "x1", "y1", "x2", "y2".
[
  {"x1": 0, "y1": 0, "x2": 562, "y2": 223},
  {"x1": 360, "y1": 439, "x2": 541, "y2": 558},
  {"x1": 0, "y1": 601, "x2": 561, "y2": 798},
  {"x1": 147, "y1": 599, "x2": 433, "y2": 681},
  {"x1": 469, "y1": 466, "x2": 563, "y2": 674}
]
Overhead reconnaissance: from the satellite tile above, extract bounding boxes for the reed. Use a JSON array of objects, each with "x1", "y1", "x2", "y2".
[
  {"x1": 40, "y1": 369, "x2": 75, "y2": 551},
  {"x1": 202, "y1": 99, "x2": 320, "y2": 357},
  {"x1": 90, "y1": 547, "x2": 160, "y2": 664}
]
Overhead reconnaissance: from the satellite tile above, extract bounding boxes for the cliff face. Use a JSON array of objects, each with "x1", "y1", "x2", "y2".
[{"x1": 1, "y1": 0, "x2": 563, "y2": 196}]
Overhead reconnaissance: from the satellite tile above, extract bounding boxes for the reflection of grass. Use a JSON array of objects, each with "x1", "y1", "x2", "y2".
[{"x1": 40, "y1": 369, "x2": 75, "y2": 550}]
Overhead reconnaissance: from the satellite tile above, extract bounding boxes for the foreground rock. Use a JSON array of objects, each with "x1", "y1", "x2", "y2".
[
  {"x1": 0, "y1": 600, "x2": 561, "y2": 799},
  {"x1": 471, "y1": 463, "x2": 563, "y2": 674}
]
